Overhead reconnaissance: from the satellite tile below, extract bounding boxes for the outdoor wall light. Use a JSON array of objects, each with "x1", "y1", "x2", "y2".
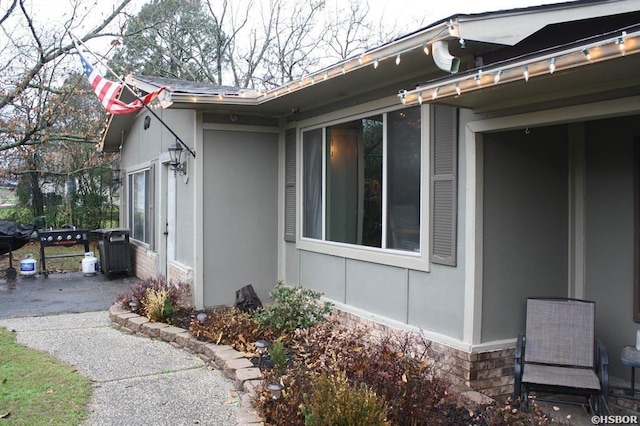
[
  {"x1": 267, "y1": 382, "x2": 284, "y2": 400},
  {"x1": 196, "y1": 313, "x2": 207, "y2": 324},
  {"x1": 168, "y1": 139, "x2": 187, "y2": 176},
  {"x1": 129, "y1": 300, "x2": 138, "y2": 312},
  {"x1": 111, "y1": 164, "x2": 122, "y2": 185}
]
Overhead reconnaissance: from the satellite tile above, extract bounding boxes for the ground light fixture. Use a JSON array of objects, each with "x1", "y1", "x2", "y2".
[
  {"x1": 255, "y1": 339, "x2": 268, "y2": 367},
  {"x1": 255, "y1": 339, "x2": 269, "y2": 356},
  {"x1": 129, "y1": 300, "x2": 138, "y2": 312},
  {"x1": 196, "y1": 312, "x2": 207, "y2": 323},
  {"x1": 267, "y1": 382, "x2": 284, "y2": 400}
]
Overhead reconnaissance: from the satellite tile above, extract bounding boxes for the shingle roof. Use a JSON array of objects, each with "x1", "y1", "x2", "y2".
[{"x1": 133, "y1": 75, "x2": 244, "y2": 95}]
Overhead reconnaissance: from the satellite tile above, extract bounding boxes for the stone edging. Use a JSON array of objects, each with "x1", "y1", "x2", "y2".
[
  {"x1": 108, "y1": 305, "x2": 264, "y2": 426},
  {"x1": 109, "y1": 305, "x2": 494, "y2": 425}
]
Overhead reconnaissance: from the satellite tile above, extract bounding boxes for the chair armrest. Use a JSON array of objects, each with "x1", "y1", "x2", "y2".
[
  {"x1": 596, "y1": 339, "x2": 609, "y2": 400},
  {"x1": 513, "y1": 333, "x2": 525, "y2": 400},
  {"x1": 515, "y1": 333, "x2": 525, "y2": 362}
]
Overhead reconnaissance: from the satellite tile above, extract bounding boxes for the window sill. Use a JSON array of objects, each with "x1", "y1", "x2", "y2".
[{"x1": 297, "y1": 238, "x2": 429, "y2": 272}]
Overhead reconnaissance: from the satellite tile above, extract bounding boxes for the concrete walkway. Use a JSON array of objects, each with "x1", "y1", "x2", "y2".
[
  {"x1": 0, "y1": 273, "x2": 247, "y2": 425},
  {"x1": 0, "y1": 311, "x2": 240, "y2": 425}
]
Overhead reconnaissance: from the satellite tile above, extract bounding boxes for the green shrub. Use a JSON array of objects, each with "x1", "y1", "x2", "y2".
[
  {"x1": 253, "y1": 281, "x2": 333, "y2": 333},
  {"x1": 269, "y1": 341, "x2": 289, "y2": 372},
  {"x1": 303, "y1": 371, "x2": 388, "y2": 426}
]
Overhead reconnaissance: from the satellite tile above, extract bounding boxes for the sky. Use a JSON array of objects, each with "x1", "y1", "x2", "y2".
[
  {"x1": 360, "y1": 0, "x2": 573, "y2": 26},
  {"x1": 7, "y1": 0, "x2": 575, "y2": 79},
  {"x1": 23, "y1": 0, "x2": 574, "y2": 35}
]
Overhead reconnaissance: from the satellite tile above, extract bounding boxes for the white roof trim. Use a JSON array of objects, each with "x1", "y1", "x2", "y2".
[{"x1": 458, "y1": 0, "x2": 640, "y2": 45}]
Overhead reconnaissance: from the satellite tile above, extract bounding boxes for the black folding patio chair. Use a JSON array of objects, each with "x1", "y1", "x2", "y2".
[{"x1": 513, "y1": 298, "x2": 609, "y2": 415}]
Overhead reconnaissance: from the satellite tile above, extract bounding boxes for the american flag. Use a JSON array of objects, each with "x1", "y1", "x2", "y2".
[{"x1": 78, "y1": 48, "x2": 162, "y2": 115}]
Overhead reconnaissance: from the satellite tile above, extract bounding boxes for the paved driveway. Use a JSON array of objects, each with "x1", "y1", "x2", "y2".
[
  {"x1": 0, "y1": 271, "x2": 132, "y2": 319},
  {"x1": 0, "y1": 272, "x2": 241, "y2": 425}
]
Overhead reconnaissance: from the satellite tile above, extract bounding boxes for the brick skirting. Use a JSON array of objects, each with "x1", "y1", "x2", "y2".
[
  {"x1": 334, "y1": 309, "x2": 515, "y2": 398},
  {"x1": 131, "y1": 244, "x2": 157, "y2": 281}
]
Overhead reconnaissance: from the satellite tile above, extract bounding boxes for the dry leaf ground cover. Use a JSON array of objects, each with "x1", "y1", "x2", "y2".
[{"x1": 117, "y1": 278, "x2": 561, "y2": 426}]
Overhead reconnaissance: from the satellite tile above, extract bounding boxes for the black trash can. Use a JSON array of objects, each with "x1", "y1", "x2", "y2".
[{"x1": 93, "y1": 228, "x2": 132, "y2": 279}]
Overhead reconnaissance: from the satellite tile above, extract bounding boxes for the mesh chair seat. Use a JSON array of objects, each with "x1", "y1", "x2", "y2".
[{"x1": 523, "y1": 363, "x2": 601, "y2": 390}]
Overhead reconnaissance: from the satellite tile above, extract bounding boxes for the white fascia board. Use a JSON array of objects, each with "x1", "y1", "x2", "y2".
[{"x1": 458, "y1": 0, "x2": 640, "y2": 45}]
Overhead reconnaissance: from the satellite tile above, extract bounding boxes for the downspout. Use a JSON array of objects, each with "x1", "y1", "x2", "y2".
[{"x1": 432, "y1": 40, "x2": 461, "y2": 73}]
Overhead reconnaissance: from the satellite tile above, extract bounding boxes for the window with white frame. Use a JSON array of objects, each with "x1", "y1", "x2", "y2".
[
  {"x1": 129, "y1": 169, "x2": 152, "y2": 244},
  {"x1": 302, "y1": 106, "x2": 422, "y2": 252}
]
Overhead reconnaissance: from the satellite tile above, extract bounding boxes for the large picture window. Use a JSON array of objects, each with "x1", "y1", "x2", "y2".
[
  {"x1": 129, "y1": 169, "x2": 151, "y2": 244},
  {"x1": 302, "y1": 106, "x2": 421, "y2": 252}
]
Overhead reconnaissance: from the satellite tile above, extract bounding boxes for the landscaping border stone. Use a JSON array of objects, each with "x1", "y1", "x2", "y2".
[
  {"x1": 109, "y1": 304, "x2": 494, "y2": 425},
  {"x1": 109, "y1": 304, "x2": 265, "y2": 425}
]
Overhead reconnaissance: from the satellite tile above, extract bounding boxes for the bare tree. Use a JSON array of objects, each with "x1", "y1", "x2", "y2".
[{"x1": 0, "y1": 0, "x2": 132, "y2": 223}]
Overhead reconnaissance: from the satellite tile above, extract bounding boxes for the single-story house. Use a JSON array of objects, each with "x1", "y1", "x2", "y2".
[{"x1": 101, "y1": 0, "x2": 640, "y2": 396}]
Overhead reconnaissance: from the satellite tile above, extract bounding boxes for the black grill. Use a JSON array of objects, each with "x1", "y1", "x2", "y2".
[
  {"x1": 38, "y1": 229, "x2": 89, "y2": 247},
  {"x1": 37, "y1": 228, "x2": 90, "y2": 276}
]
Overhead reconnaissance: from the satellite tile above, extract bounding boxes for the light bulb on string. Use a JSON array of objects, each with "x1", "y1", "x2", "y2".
[
  {"x1": 395, "y1": 54, "x2": 401, "y2": 65},
  {"x1": 549, "y1": 58, "x2": 556, "y2": 74},
  {"x1": 423, "y1": 43, "x2": 429, "y2": 55},
  {"x1": 493, "y1": 70, "x2": 503, "y2": 84},
  {"x1": 523, "y1": 65, "x2": 530, "y2": 82},
  {"x1": 617, "y1": 31, "x2": 627, "y2": 55},
  {"x1": 455, "y1": 82, "x2": 461, "y2": 96}
]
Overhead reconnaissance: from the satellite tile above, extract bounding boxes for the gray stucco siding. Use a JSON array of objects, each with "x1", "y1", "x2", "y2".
[
  {"x1": 345, "y1": 260, "x2": 409, "y2": 323},
  {"x1": 121, "y1": 109, "x2": 195, "y2": 166},
  {"x1": 296, "y1": 250, "x2": 465, "y2": 338},
  {"x1": 203, "y1": 130, "x2": 278, "y2": 306},
  {"x1": 481, "y1": 126, "x2": 569, "y2": 342},
  {"x1": 299, "y1": 250, "x2": 346, "y2": 303},
  {"x1": 408, "y1": 266, "x2": 464, "y2": 339},
  {"x1": 585, "y1": 115, "x2": 636, "y2": 382},
  {"x1": 175, "y1": 174, "x2": 194, "y2": 265}
]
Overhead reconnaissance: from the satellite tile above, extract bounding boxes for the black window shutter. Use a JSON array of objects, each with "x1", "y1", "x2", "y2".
[
  {"x1": 430, "y1": 105, "x2": 458, "y2": 266},
  {"x1": 284, "y1": 128, "x2": 296, "y2": 242}
]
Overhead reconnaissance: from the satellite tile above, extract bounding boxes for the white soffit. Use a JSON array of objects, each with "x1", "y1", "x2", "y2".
[{"x1": 458, "y1": 0, "x2": 640, "y2": 45}]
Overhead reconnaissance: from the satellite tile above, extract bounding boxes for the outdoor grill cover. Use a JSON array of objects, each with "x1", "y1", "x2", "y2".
[{"x1": 0, "y1": 220, "x2": 35, "y2": 255}]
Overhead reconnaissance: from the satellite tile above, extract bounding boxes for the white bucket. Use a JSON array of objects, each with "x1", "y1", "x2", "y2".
[
  {"x1": 82, "y1": 252, "x2": 99, "y2": 276},
  {"x1": 20, "y1": 254, "x2": 37, "y2": 276}
]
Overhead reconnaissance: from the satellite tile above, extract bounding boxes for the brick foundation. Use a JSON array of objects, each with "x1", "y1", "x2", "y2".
[
  {"x1": 168, "y1": 261, "x2": 194, "y2": 308},
  {"x1": 131, "y1": 244, "x2": 157, "y2": 281},
  {"x1": 334, "y1": 309, "x2": 515, "y2": 398}
]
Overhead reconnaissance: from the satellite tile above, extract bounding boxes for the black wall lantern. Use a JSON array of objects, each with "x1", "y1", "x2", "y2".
[
  {"x1": 111, "y1": 163, "x2": 122, "y2": 185},
  {"x1": 168, "y1": 139, "x2": 187, "y2": 175}
]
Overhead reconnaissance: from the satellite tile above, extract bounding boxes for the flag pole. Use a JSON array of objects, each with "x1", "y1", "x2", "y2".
[{"x1": 69, "y1": 33, "x2": 196, "y2": 159}]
